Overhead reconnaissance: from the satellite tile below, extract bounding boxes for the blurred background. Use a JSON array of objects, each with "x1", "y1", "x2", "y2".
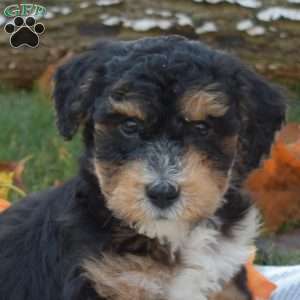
[{"x1": 0, "y1": 0, "x2": 299, "y2": 265}]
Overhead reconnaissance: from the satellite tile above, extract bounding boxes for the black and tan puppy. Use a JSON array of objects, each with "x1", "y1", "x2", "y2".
[{"x1": 0, "y1": 36, "x2": 285, "y2": 300}]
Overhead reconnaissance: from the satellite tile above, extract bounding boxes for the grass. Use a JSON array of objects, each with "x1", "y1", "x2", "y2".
[
  {"x1": 256, "y1": 248, "x2": 300, "y2": 266},
  {"x1": 0, "y1": 88, "x2": 81, "y2": 201},
  {"x1": 288, "y1": 84, "x2": 300, "y2": 122},
  {"x1": 278, "y1": 220, "x2": 300, "y2": 234}
]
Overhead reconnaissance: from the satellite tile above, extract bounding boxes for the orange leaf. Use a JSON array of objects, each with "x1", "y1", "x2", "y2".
[
  {"x1": 246, "y1": 252, "x2": 277, "y2": 300},
  {"x1": 0, "y1": 157, "x2": 30, "y2": 199},
  {"x1": 0, "y1": 199, "x2": 11, "y2": 213},
  {"x1": 246, "y1": 123, "x2": 300, "y2": 232},
  {"x1": 278, "y1": 123, "x2": 300, "y2": 145}
]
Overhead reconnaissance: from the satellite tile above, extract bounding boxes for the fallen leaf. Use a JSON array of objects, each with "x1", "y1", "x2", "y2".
[
  {"x1": 246, "y1": 124, "x2": 300, "y2": 232},
  {"x1": 278, "y1": 123, "x2": 300, "y2": 145},
  {"x1": 0, "y1": 171, "x2": 14, "y2": 199},
  {"x1": 0, "y1": 157, "x2": 30, "y2": 199},
  {"x1": 0, "y1": 198, "x2": 11, "y2": 213},
  {"x1": 246, "y1": 250, "x2": 277, "y2": 300}
]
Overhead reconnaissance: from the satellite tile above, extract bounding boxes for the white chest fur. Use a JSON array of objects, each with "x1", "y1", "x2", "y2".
[
  {"x1": 167, "y1": 206, "x2": 259, "y2": 300},
  {"x1": 84, "y1": 206, "x2": 259, "y2": 300}
]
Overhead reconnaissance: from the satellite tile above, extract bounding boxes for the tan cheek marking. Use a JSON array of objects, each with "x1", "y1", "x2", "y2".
[
  {"x1": 94, "y1": 160, "x2": 148, "y2": 224},
  {"x1": 181, "y1": 88, "x2": 228, "y2": 121},
  {"x1": 179, "y1": 148, "x2": 229, "y2": 222},
  {"x1": 83, "y1": 254, "x2": 174, "y2": 300},
  {"x1": 94, "y1": 161, "x2": 120, "y2": 197}
]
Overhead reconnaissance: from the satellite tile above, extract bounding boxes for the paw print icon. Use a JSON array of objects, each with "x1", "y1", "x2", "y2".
[{"x1": 4, "y1": 16, "x2": 45, "y2": 48}]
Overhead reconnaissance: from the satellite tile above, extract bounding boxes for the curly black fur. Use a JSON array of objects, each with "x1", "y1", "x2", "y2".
[{"x1": 0, "y1": 36, "x2": 285, "y2": 300}]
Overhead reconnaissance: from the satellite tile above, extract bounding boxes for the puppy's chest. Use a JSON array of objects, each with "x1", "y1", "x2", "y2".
[
  {"x1": 83, "y1": 221, "x2": 250, "y2": 300},
  {"x1": 84, "y1": 225, "x2": 183, "y2": 300}
]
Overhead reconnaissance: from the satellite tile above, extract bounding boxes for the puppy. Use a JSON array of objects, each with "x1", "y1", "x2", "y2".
[{"x1": 0, "y1": 36, "x2": 285, "y2": 300}]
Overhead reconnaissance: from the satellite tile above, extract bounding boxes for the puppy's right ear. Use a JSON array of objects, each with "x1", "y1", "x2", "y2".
[{"x1": 53, "y1": 41, "x2": 125, "y2": 140}]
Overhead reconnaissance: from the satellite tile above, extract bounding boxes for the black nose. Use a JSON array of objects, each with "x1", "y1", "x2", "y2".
[{"x1": 146, "y1": 182, "x2": 179, "y2": 209}]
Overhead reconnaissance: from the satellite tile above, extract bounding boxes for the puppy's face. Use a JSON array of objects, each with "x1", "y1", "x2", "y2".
[
  {"x1": 54, "y1": 36, "x2": 285, "y2": 228},
  {"x1": 93, "y1": 80, "x2": 239, "y2": 226}
]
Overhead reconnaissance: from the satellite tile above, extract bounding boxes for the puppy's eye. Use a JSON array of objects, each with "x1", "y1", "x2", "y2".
[
  {"x1": 194, "y1": 121, "x2": 210, "y2": 136},
  {"x1": 120, "y1": 119, "x2": 140, "y2": 137}
]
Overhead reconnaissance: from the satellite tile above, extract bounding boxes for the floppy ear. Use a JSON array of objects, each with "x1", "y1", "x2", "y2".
[
  {"x1": 53, "y1": 41, "x2": 125, "y2": 140},
  {"x1": 234, "y1": 68, "x2": 286, "y2": 179},
  {"x1": 53, "y1": 52, "x2": 99, "y2": 140}
]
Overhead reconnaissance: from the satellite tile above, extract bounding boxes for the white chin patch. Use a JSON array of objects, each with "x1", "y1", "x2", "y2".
[{"x1": 135, "y1": 219, "x2": 191, "y2": 252}]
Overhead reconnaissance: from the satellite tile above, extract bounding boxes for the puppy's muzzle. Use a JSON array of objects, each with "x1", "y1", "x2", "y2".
[{"x1": 146, "y1": 182, "x2": 180, "y2": 209}]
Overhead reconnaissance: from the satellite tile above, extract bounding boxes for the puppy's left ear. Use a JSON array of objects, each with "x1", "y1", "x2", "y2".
[{"x1": 235, "y1": 68, "x2": 286, "y2": 178}]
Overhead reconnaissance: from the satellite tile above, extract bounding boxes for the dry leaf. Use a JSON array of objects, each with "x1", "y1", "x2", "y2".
[
  {"x1": 0, "y1": 157, "x2": 30, "y2": 199},
  {"x1": 277, "y1": 123, "x2": 300, "y2": 145},
  {"x1": 246, "y1": 124, "x2": 300, "y2": 232},
  {"x1": 246, "y1": 251, "x2": 277, "y2": 300},
  {"x1": 0, "y1": 198, "x2": 11, "y2": 213}
]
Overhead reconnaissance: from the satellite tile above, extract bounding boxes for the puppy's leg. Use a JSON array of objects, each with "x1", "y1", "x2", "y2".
[{"x1": 168, "y1": 206, "x2": 258, "y2": 300}]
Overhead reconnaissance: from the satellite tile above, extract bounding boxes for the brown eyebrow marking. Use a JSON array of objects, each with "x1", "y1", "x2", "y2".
[
  {"x1": 180, "y1": 85, "x2": 228, "y2": 121},
  {"x1": 109, "y1": 97, "x2": 145, "y2": 120}
]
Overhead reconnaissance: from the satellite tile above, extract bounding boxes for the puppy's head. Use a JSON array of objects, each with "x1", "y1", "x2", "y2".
[{"x1": 53, "y1": 36, "x2": 285, "y2": 228}]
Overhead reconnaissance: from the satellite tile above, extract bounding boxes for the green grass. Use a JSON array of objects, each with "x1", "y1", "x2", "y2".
[
  {"x1": 0, "y1": 88, "x2": 81, "y2": 201},
  {"x1": 256, "y1": 248, "x2": 300, "y2": 266},
  {"x1": 288, "y1": 84, "x2": 300, "y2": 122},
  {"x1": 278, "y1": 220, "x2": 300, "y2": 234},
  {"x1": 288, "y1": 100, "x2": 300, "y2": 122}
]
